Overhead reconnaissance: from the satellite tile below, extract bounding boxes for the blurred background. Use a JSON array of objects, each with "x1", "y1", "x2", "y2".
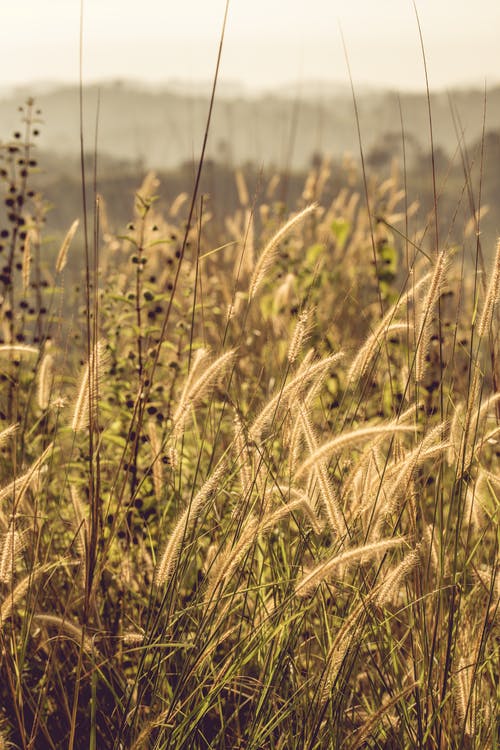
[{"x1": 1, "y1": 0, "x2": 499, "y2": 253}]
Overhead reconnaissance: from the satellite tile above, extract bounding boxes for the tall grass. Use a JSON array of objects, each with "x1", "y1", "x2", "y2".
[{"x1": 0, "y1": 96, "x2": 498, "y2": 750}]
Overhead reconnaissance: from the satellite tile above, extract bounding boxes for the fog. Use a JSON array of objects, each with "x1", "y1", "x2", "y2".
[{"x1": 1, "y1": 0, "x2": 499, "y2": 93}]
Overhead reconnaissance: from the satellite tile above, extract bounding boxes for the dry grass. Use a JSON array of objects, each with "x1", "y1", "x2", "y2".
[{"x1": 0, "y1": 99, "x2": 498, "y2": 750}]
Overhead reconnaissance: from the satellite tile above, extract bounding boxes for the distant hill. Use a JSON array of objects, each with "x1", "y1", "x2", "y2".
[
  {"x1": 1, "y1": 80, "x2": 499, "y2": 171},
  {"x1": 2, "y1": 80, "x2": 500, "y2": 265}
]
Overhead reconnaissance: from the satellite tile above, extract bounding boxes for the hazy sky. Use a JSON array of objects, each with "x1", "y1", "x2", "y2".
[{"x1": 2, "y1": 1, "x2": 499, "y2": 92}]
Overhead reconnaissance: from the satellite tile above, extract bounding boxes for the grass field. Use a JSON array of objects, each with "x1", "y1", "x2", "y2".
[{"x1": 0, "y1": 74, "x2": 498, "y2": 750}]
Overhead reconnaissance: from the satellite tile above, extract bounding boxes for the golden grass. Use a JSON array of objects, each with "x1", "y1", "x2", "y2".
[{"x1": 0, "y1": 133, "x2": 498, "y2": 748}]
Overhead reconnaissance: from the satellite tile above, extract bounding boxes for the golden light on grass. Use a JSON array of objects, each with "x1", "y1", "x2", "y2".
[
  {"x1": 0, "y1": 88, "x2": 497, "y2": 748},
  {"x1": 55, "y1": 218, "x2": 79, "y2": 274}
]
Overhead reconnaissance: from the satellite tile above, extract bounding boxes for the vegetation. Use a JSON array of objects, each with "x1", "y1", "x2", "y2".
[{"x1": 0, "y1": 93, "x2": 498, "y2": 750}]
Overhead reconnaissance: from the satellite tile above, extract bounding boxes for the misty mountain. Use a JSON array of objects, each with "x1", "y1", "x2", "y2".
[{"x1": 1, "y1": 80, "x2": 499, "y2": 171}]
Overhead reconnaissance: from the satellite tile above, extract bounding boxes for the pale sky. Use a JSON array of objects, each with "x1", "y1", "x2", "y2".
[{"x1": 1, "y1": 1, "x2": 499, "y2": 93}]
